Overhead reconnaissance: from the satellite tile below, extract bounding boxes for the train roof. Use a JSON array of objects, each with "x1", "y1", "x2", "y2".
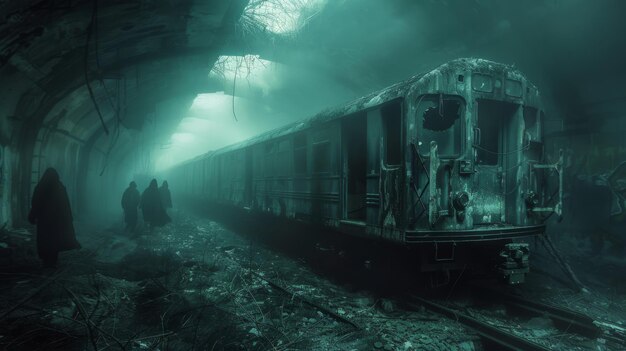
[
  {"x1": 172, "y1": 58, "x2": 528, "y2": 168},
  {"x1": 173, "y1": 71, "x2": 422, "y2": 168}
]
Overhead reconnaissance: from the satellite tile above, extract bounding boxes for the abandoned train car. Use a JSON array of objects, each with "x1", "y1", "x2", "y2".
[{"x1": 168, "y1": 58, "x2": 562, "y2": 284}]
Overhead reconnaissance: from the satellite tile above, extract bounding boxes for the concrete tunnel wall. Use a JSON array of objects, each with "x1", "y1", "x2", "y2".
[
  {"x1": 0, "y1": 0, "x2": 249, "y2": 228},
  {"x1": 0, "y1": 79, "x2": 204, "y2": 228}
]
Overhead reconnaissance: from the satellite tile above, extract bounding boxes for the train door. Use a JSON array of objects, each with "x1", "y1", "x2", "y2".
[
  {"x1": 379, "y1": 102, "x2": 403, "y2": 230},
  {"x1": 342, "y1": 114, "x2": 367, "y2": 221},
  {"x1": 474, "y1": 99, "x2": 521, "y2": 224}
]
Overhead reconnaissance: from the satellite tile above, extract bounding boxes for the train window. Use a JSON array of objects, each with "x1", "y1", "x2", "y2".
[
  {"x1": 505, "y1": 79, "x2": 523, "y2": 97},
  {"x1": 476, "y1": 99, "x2": 519, "y2": 165},
  {"x1": 294, "y1": 134, "x2": 307, "y2": 174},
  {"x1": 312, "y1": 128, "x2": 330, "y2": 143},
  {"x1": 277, "y1": 139, "x2": 291, "y2": 175},
  {"x1": 235, "y1": 151, "x2": 244, "y2": 178},
  {"x1": 523, "y1": 106, "x2": 538, "y2": 140},
  {"x1": 472, "y1": 74, "x2": 493, "y2": 93},
  {"x1": 278, "y1": 140, "x2": 290, "y2": 152},
  {"x1": 266, "y1": 142, "x2": 277, "y2": 154},
  {"x1": 254, "y1": 147, "x2": 264, "y2": 178},
  {"x1": 265, "y1": 142, "x2": 277, "y2": 177},
  {"x1": 313, "y1": 141, "x2": 331, "y2": 173},
  {"x1": 416, "y1": 95, "x2": 463, "y2": 157}
]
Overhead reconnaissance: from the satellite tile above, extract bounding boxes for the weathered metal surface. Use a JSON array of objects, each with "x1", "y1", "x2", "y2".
[
  {"x1": 497, "y1": 243, "x2": 529, "y2": 284},
  {"x1": 404, "y1": 225, "x2": 544, "y2": 243},
  {"x1": 530, "y1": 149, "x2": 564, "y2": 217},
  {"x1": 428, "y1": 141, "x2": 440, "y2": 226},
  {"x1": 167, "y1": 58, "x2": 556, "y2": 278},
  {"x1": 380, "y1": 165, "x2": 401, "y2": 229}
]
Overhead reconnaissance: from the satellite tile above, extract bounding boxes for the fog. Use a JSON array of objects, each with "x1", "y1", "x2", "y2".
[
  {"x1": 2, "y1": 1, "x2": 626, "y2": 350},
  {"x1": 155, "y1": 0, "x2": 626, "y2": 170}
]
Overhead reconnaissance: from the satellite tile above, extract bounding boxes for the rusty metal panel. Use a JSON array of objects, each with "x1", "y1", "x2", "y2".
[{"x1": 380, "y1": 166, "x2": 402, "y2": 229}]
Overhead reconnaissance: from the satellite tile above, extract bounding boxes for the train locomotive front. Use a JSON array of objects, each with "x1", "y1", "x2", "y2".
[{"x1": 398, "y1": 59, "x2": 562, "y2": 283}]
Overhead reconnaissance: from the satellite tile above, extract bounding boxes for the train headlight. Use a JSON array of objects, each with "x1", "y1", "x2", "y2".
[{"x1": 453, "y1": 191, "x2": 470, "y2": 211}]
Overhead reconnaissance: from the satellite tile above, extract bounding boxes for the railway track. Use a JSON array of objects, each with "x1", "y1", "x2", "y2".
[
  {"x1": 404, "y1": 295, "x2": 551, "y2": 351},
  {"x1": 470, "y1": 284, "x2": 602, "y2": 339},
  {"x1": 401, "y1": 286, "x2": 619, "y2": 351}
]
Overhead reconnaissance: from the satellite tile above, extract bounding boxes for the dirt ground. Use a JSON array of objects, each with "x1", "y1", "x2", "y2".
[{"x1": 0, "y1": 208, "x2": 624, "y2": 350}]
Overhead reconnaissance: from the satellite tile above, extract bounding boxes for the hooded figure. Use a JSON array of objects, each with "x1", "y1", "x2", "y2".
[
  {"x1": 141, "y1": 179, "x2": 171, "y2": 227},
  {"x1": 121, "y1": 181, "x2": 141, "y2": 231},
  {"x1": 159, "y1": 180, "x2": 172, "y2": 209},
  {"x1": 28, "y1": 168, "x2": 81, "y2": 267}
]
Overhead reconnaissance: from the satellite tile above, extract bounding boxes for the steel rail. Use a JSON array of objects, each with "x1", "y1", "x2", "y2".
[
  {"x1": 406, "y1": 294, "x2": 551, "y2": 351},
  {"x1": 474, "y1": 286, "x2": 601, "y2": 338}
]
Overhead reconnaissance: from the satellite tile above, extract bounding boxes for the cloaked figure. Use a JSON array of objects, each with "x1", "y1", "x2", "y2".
[
  {"x1": 28, "y1": 168, "x2": 81, "y2": 268},
  {"x1": 121, "y1": 181, "x2": 141, "y2": 232},
  {"x1": 141, "y1": 179, "x2": 171, "y2": 228},
  {"x1": 159, "y1": 180, "x2": 172, "y2": 209}
]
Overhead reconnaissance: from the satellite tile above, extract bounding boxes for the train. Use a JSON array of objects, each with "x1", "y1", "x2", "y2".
[{"x1": 167, "y1": 58, "x2": 563, "y2": 284}]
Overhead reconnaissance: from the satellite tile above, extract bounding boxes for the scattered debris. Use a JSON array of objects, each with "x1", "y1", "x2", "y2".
[{"x1": 2, "y1": 210, "x2": 623, "y2": 350}]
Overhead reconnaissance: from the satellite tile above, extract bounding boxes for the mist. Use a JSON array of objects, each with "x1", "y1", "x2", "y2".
[
  {"x1": 1, "y1": 1, "x2": 626, "y2": 350},
  {"x1": 155, "y1": 0, "x2": 626, "y2": 171}
]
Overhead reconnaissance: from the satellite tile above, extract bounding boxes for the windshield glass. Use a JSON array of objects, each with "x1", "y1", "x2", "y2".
[{"x1": 416, "y1": 95, "x2": 464, "y2": 156}]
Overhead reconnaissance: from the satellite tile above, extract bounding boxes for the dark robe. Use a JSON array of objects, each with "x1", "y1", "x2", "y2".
[
  {"x1": 121, "y1": 185, "x2": 140, "y2": 231},
  {"x1": 28, "y1": 169, "x2": 81, "y2": 266},
  {"x1": 141, "y1": 180, "x2": 171, "y2": 227},
  {"x1": 159, "y1": 183, "x2": 172, "y2": 209}
]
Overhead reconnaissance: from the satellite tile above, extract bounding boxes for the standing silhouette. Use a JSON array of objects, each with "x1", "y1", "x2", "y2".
[
  {"x1": 159, "y1": 180, "x2": 172, "y2": 209},
  {"x1": 28, "y1": 168, "x2": 81, "y2": 267},
  {"x1": 121, "y1": 181, "x2": 141, "y2": 232},
  {"x1": 140, "y1": 179, "x2": 171, "y2": 228}
]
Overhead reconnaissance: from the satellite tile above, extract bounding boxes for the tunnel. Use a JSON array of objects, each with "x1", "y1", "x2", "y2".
[{"x1": 1, "y1": 1, "x2": 626, "y2": 350}]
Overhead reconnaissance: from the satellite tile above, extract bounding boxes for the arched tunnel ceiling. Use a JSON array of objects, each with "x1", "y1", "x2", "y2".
[
  {"x1": 1, "y1": 0, "x2": 248, "y2": 148},
  {"x1": 4, "y1": 0, "x2": 626, "y2": 159},
  {"x1": 0, "y1": 0, "x2": 257, "y2": 224}
]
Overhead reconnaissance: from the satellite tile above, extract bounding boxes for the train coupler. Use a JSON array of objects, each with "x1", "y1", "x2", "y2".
[{"x1": 497, "y1": 243, "x2": 530, "y2": 284}]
